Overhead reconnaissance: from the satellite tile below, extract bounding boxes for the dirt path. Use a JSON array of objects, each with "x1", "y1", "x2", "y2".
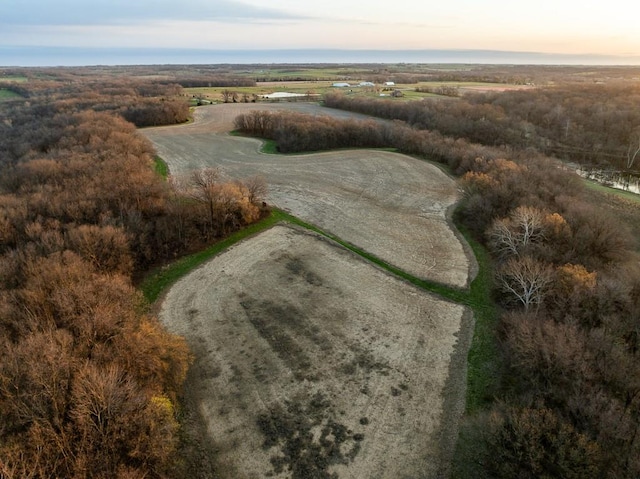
[
  {"x1": 143, "y1": 103, "x2": 471, "y2": 288},
  {"x1": 149, "y1": 103, "x2": 476, "y2": 478}
]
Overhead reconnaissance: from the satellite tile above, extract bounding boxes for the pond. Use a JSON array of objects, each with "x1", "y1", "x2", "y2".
[{"x1": 575, "y1": 168, "x2": 640, "y2": 195}]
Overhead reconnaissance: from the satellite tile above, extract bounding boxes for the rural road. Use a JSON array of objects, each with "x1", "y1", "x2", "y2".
[{"x1": 143, "y1": 103, "x2": 475, "y2": 478}]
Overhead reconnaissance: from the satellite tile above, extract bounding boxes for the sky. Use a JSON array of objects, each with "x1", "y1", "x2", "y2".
[{"x1": 1, "y1": 0, "x2": 639, "y2": 64}]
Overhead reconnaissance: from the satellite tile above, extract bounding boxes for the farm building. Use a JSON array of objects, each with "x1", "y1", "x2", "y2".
[
  {"x1": 385, "y1": 81, "x2": 395, "y2": 86},
  {"x1": 359, "y1": 81, "x2": 375, "y2": 87},
  {"x1": 332, "y1": 82, "x2": 351, "y2": 87}
]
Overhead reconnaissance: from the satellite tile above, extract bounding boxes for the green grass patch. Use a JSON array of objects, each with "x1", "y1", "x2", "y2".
[
  {"x1": 0, "y1": 75, "x2": 28, "y2": 83},
  {"x1": 153, "y1": 156, "x2": 169, "y2": 180},
  {"x1": 259, "y1": 139, "x2": 279, "y2": 154},
  {"x1": 0, "y1": 88, "x2": 23, "y2": 101},
  {"x1": 229, "y1": 130, "x2": 280, "y2": 154},
  {"x1": 583, "y1": 178, "x2": 640, "y2": 203},
  {"x1": 454, "y1": 221, "x2": 499, "y2": 413}
]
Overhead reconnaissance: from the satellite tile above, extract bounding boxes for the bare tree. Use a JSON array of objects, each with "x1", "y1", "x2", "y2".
[
  {"x1": 190, "y1": 168, "x2": 220, "y2": 235},
  {"x1": 221, "y1": 90, "x2": 233, "y2": 103},
  {"x1": 488, "y1": 205, "x2": 547, "y2": 258},
  {"x1": 242, "y1": 175, "x2": 268, "y2": 205},
  {"x1": 497, "y1": 256, "x2": 553, "y2": 311},
  {"x1": 627, "y1": 129, "x2": 640, "y2": 170}
]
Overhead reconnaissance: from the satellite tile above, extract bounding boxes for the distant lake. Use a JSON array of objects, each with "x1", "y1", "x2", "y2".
[{"x1": 2, "y1": 46, "x2": 640, "y2": 67}]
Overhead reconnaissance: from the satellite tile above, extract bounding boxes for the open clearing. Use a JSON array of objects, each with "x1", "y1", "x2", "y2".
[
  {"x1": 148, "y1": 103, "x2": 475, "y2": 477},
  {"x1": 143, "y1": 103, "x2": 471, "y2": 288},
  {"x1": 160, "y1": 225, "x2": 471, "y2": 478}
]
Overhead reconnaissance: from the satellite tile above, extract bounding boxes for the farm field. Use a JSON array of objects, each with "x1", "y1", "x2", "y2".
[
  {"x1": 185, "y1": 79, "x2": 530, "y2": 103},
  {"x1": 143, "y1": 103, "x2": 471, "y2": 288},
  {"x1": 145, "y1": 102, "x2": 475, "y2": 477},
  {"x1": 160, "y1": 224, "x2": 472, "y2": 478}
]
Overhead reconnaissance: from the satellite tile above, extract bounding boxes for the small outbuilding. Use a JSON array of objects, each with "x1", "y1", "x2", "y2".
[{"x1": 385, "y1": 81, "x2": 395, "y2": 86}]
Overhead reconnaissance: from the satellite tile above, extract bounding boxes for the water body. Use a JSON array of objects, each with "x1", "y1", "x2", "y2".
[
  {"x1": 576, "y1": 169, "x2": 640, "y2": 195},
  {"x1": 2, "y1": 46, "x2": 640, "y2": 67}
]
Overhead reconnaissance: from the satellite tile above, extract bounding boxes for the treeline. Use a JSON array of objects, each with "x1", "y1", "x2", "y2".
[
  {"x1": 0, "y1": 97, "x2": 266, "y2": 477},
  {"x1": 324, "y1": 88, "x2": 640, "y2": 173},
  {"x1": 164, "y1": 77, "x2": 256, "y2": 88},
  {"x1": 234, "y1": 108, "x2": 640, "y2": 477},
  {"x1": 234, "y1": 110, "x2": 388, "y2": 152},
  {"x1": 234, "y1": 109, "x2": 522, "y2": 175}
]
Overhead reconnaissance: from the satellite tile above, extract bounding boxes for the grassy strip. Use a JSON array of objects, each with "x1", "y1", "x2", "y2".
[
  {"x1": 139, "y1": 207, "x2": 490, "y2": 312},
  {"x1": 274, "y1": 209, "x2": 472, "y2": 303},
  {"x1": 583, "y1": 178, "x2": 640, "y2": 203},
  {"x1": 453, "y1": 222, "x2": 499, "y2": 412},
  {"x1": 140, "y1": 211, "x2": 281, "y2": 303},
  {"x1": 140, "y1": 203, "x2": 496, "y2": 409},
  {"x1": 153, "y1": 156, "x2": 169, "y2": 180}
]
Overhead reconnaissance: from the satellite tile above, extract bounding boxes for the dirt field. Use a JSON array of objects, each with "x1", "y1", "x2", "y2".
[
  {"x1": 160, "y1": 225, "x2": 472, "y2": 478},
  {"x1": 148, "y1": 103, "x2": 475, "y2": 477},
  {"x1": 143, "y1": 103, "x2": 471, "y2": 288}
]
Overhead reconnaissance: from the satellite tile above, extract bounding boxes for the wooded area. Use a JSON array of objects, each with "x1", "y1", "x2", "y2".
[
  {"x1": 324, "y1": 86, "x2": 640, "y2": 173},
  {"x1": 0, "y1": 72, "x2": 265, "y2": 478}
]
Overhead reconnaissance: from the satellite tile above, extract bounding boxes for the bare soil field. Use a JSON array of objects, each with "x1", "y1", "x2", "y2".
[
  {"x1": 143, "y1": 103, "x2": 471, "y2": 288},
  {"x1": 160, "y1": 225, "x2": 472, "y2": 479},
  {"x1": 148, "y1": 103, "x2": 475, "y2": 477}
]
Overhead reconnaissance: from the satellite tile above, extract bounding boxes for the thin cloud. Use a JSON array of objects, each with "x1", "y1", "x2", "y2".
[{"x1": 0, "y1": 0, "x2": 311, "y2": 26}]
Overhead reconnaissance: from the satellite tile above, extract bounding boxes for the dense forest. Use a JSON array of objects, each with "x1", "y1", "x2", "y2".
[
  {"x1": 0, "y1": 74, "x2": 265, "y2": 478},
  {"x1": 235, "y1": 102, "x2": 640, "y2": 477}
]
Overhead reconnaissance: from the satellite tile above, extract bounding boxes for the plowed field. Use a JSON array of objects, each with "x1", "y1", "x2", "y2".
[{"x1": 145, "y1": 104, "x2": 475, "y2": 478}]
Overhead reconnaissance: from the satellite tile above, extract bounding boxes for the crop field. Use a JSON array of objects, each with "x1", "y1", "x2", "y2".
[
  {"x1": 186, "y1": 78, "x2": 530, "y2": 104},
  {"x1": 146, "y1": 103, "x2": 474, "y2": 477},
  {"x1": 143, "y1": 103, "x2": 471, "y2": 288},
  {"x1": 160, "y1": 225, "x2": 471, "y2": 478},
  {"x1": 185, "y1": 81, "x2": 334, "y2": 100}
]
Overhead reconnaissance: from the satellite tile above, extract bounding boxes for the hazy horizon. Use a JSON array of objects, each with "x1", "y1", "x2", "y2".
[
  {"x1": 1, "y1": 0, "x2": 639, "y2": 67},
  {"x1": 2, "y1": 46, "x2": 640, "y2": 68}
]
